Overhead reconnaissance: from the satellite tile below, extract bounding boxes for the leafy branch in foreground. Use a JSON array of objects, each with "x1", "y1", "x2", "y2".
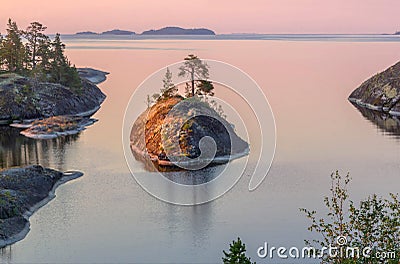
[{"x1": 300, "y1": 171, "x2": 399, "y2": 264}]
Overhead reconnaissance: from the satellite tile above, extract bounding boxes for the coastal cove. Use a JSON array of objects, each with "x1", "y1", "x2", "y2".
[
  {"x1": 0, "y1": 37, "x2": 399, "y2": 263},
  {"x1": 0, "y1": 67, "x2": 108, "y2": 247}
]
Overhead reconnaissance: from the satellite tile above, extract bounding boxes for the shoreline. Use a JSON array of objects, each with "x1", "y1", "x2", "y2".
[
  {"x1": 0, "y1": 67, "x2": 107, "y2": 125},
  {"x1": 348, "y1": 97, "x2": 400, "y2": 116},
  {"x1": 0, "y1": 170, "x2": 83, "y2": 248},
  {"x1": 1, "y1": 96, "x2": 103, "y2": 126},
  {"x1": 19, "y1": 118, "x2": 97, "y2": 140},
  {"x1": 130, "y1": 144, "x2": 250, "y2": 168}
]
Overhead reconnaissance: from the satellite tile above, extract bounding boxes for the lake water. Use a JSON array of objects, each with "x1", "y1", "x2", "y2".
[{"x1": 1, "y1": 36, "x2": 399, "y2": 263}]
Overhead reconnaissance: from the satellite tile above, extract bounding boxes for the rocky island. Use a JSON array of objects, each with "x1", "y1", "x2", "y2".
[
  {"x1": 0, "y1": 68, "x2": 107, "y2": 138},
  {"x1": 130, "y1": 55, "x2": 248, "y2": 171},
  {"x1": 0, "y1": 19, "x2": 108, "y2": 138},
  {"x1": 130, "y1": 96, "x2": 249, "y2": 170},
  {"x1": 0, "y1": 72, "x2": 106, "y2": 123},
  {"x1": 0, "y1": 165, "x2": 83, "y2": 247},
  {"x1": 349, "y1": 61, "x2": 400, "y2": 116}
]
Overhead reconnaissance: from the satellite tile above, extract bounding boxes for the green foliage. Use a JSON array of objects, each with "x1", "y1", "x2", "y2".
[
  {"x1": 222, "y1": 237, "x2": 255, "y2": 264},
  {"x1": 0, "y1": 20, "x2": 82, "y2": 92},
  {"x1": 300, "y1": 171, "x2": 400, "y2": 264},
  {"x1": 0, "y1": 19, "x2": 26, "y2": 73},
  {"x1": 159, "y1": 67, "x2": 177, "y2": 99},
  {"x1": 48, "y1": 33, "x2": 82, "y2": 93},
  {"x1": 0, "y1": 190, "x2": 20, "y2": 219},
  {"x1": 178, "y1": 54, "x2": 214, "y2": 97},
  {"x1": 196, "y1": 80, "x2": 215, "y2": 97},
  {"x1": 23, "y1": 21, "x2": 49, "y2": 69}
]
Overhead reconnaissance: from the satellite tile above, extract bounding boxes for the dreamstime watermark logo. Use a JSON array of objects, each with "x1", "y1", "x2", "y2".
[
  {"x1": 257, "y1": 236, "x2": 398, "y2": 261},
  {"x1": 122, "y1": 59, "x2": 276, "y2": 205}
]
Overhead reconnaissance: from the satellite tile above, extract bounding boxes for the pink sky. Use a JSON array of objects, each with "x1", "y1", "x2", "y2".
[{"x1": 1, "y1": 0, "x2": 400, "y2": 34}]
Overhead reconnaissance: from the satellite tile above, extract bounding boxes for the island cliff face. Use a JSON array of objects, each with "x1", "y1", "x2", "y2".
[
  {"x1": 130, "y1": 96, "x2": 249, "y2": 169},
  {"x1": 0, "y1": 73, "x2": 106, "y2": 123},
  {"x1": 349, "y1": 61, "x2": 400, "y2": 116}
]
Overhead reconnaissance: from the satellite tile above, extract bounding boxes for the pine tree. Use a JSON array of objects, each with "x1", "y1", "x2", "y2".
[
  {"x1": 49, "y1": 33, "x2": 66, "y2": 83},
  {"x1": 48, "y1": 33, "x2": 82, "y2": 92},
  {"x1": 33, "y1": 37, "x2": 52, "y2": 81},
  {"x1": 178, "y1": 54, "x2": 210, "y2": 97},
  {"x1": 222, "y1": 238, "x2": 255, "y2": 264},
  {"x1": 24, "y1": 22, "x2": 48, "y2": 69},
  {"x1": 196, "y1": 80, "x2": 214, "y2": 97},
  {"x1": 1, "y1": 19, "x2": 26, "y2": 72},
  {"x1": 160, "y1": 67, "x2": 177, "y2": 99}
]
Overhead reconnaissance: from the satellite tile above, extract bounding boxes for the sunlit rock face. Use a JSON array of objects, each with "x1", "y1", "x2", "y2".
[{"x1": 130, "y1": 96, "x2": 249, "y2": 169}]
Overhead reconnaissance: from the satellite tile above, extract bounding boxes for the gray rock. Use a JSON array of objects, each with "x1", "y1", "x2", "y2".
[
  {"x1": 0, "y1": 165, "x2": 83, "y2": 247},
  {"x1": 0, "y1": 74, "x2": 106, "y2": 122},
  {"x1": 349, "y1": 62, "x2": 400, "y2": 116}
]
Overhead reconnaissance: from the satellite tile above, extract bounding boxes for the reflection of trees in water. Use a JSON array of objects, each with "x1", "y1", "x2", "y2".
[
  {"x1": 0, "y1": 246, "x2": 12, "y2": 263},
  {"x1": 352, "y1": 103, "x2": 400, "y2": 139},
  {"x1": 0, "y1": 126, "x2": 80, "y2": 170}
]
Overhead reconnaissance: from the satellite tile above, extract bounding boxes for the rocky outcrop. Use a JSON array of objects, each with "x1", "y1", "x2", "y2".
[
  {"x1": 349, "y1": 61, "x2": 400, "y2": 116},
  {"x1": 0, "y1": 72, "x2": 106, "y2": 123},
  {"x1": 77, "y1": 68, "x2": 109, "y2": 84},
  {"x1": 130, "y1": 96, "x2": 249, "y2": 169},
  {"x1": 17, "y1": 116, "x2": 97, "y2": 139},
  {"x1": 0, "y1": 165, "x2": 83, "y2": 247}
]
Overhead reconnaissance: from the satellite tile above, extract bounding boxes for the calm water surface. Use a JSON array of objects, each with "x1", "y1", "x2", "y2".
[{"x1": 0, "y1": 37, "x2": 399, "y2": 263}]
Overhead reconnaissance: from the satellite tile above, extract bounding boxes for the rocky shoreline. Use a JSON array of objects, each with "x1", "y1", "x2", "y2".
[
  {"x1": 0, "y1": 166, "x2": 83, "y2": 248},
  {"x1": 0, "y1": 68, "x2": 107, "y2": 247},
  {"x1": 0, "y1": 67, "x2": 108, "y2": 138},
  {"x1": 77, "y1": 68, "x2": 109, "y2": 85},
  {"x1": 0, "y1": 68, "x2": 107, "y2": 124},
  {"x1": 349, "y1": 61, "x2": 400, "y2": 116},
  {"x1": 17, "y1": 116, "x2": 97, "y2": 139}
]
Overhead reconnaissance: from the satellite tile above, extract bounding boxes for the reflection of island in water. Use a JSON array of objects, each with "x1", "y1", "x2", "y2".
[
  {"x1": 351, "y1": 103, "x2": 400, "y2": 138},
  {"x1": 0, "y1": 126, "x2": 79, "y2": 170}
]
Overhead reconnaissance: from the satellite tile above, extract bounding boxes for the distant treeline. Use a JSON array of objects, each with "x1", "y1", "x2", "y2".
[
  {"x1": 0, "y1": 19, "x2": 81, "y2": 91},
  {"x1": 76, "y1": 26, "x2": 216, "y2": 36}
]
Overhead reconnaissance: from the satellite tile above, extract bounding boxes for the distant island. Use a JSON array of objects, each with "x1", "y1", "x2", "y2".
[
  {"x1": 141, "y1": 27, "x2": 215, "y2": 35},
  {"x1": 101, "y1": 29, "x2": 136, "y2": 35},
  {"x1": 75, "y1": 26, "x2": 215, "y2": 36},
  {"x1": 394, "y1": 31, "x2": 400, "y2": 35},
  {"x1": 76, "y1": 31, "x2": 98, "y2": 35},
  {"x1": 76, "y1": 29, "x2": 135, "y2": 35}
]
